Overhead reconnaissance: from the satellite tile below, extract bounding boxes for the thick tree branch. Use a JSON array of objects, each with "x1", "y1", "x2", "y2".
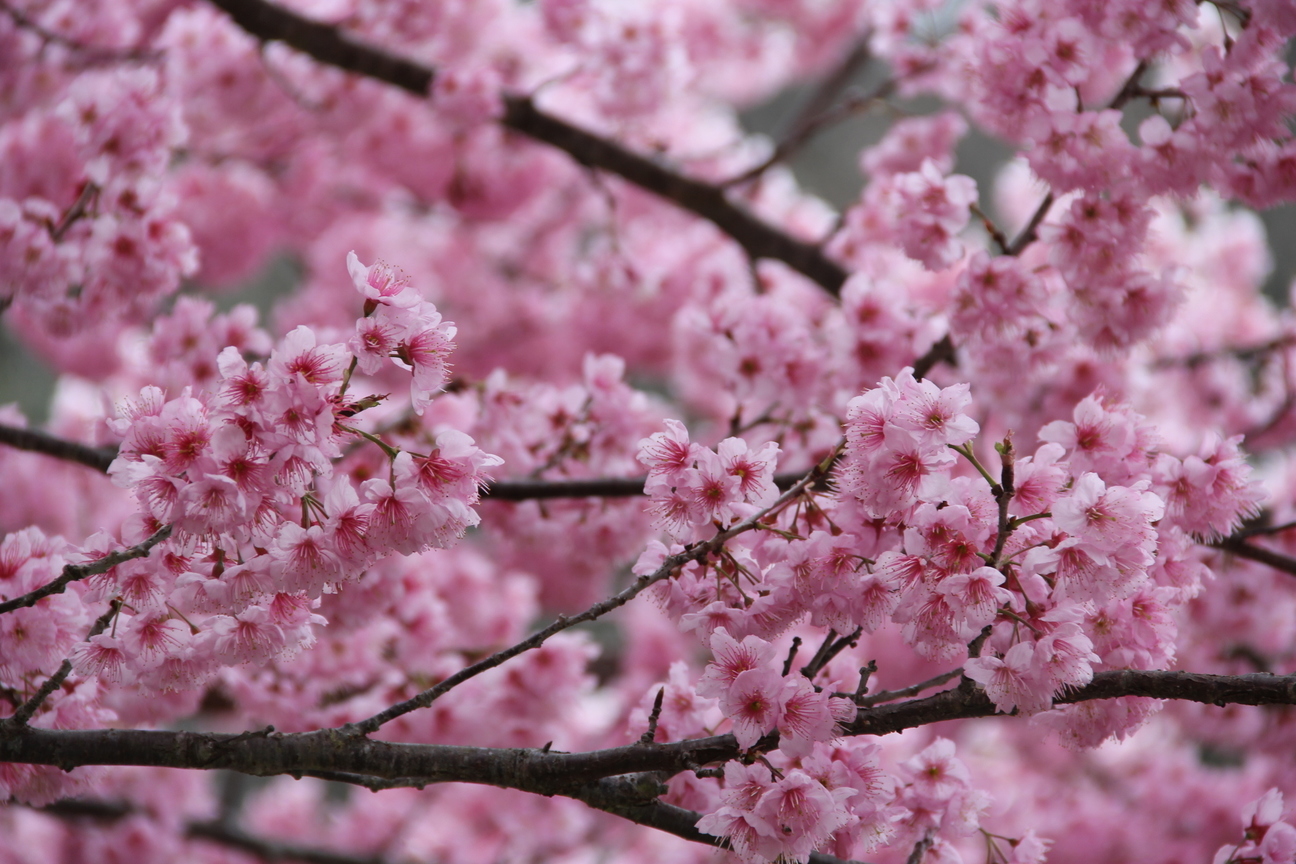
[
  {"x1": 203, "y1": 0, "x2": 432, "y2": 94},
  {"x1": 203, "y1": 0, "x2": 849, "y2": 296},
  {"x1": 484, "y1": 469, "x2": 819, "y2": 501},
  {"x1": 5, "y1": 670, "x2": 1295, "y2": 784}
]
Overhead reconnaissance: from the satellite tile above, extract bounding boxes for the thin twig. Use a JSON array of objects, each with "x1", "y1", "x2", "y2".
[
  {"x1": 1005, "y1": 191, "x2": 1054, "y2": 256},
  {"x1": 782, "y1": 636, "x2": 803, "y2": 677},
  {"x1": 801, "y1": 628, "x2": 862, "y2": 680},
  {"x1": 50, "y1": 182, "x2": 99, "y2": 242},
  {"x1": 970, "y1": 202, "x2": 1010, "y2": 255},
  {"x1": 39, "y1": 799, "x2": 388, "y2": 864},
  {"x1": 725, "y1": 44, "x2": 897, "y2": 187},
  {"x1": 783, "y1": 35, "x2": 875, "y2": 139},
  {"x1": 0, "y1": 1, "x2": 160, "y2": 65},
  {"x1": 1108, "y1": 60, "x2": 1150, "y2": 111},
  {"x1": 638, "y1": 688, "x2": 666, "y2": 745},
  {"x1": 1151, "y1": 335, "x2": 1296, "y2": 370},
  {"x1": 853, "y1": 660, "x2": 878, "y2": 702},
  {"x1": 856, "y1": 667, "x2": 962, "y2": 707},
  {"x1": 906, "y1": 831, "x2": 934, "y2": 864},
  {"x1": 11, "y1": 600, "x2": 120, "y2": 724},
  {"x1": 988, "y1": 436, "x2": 1016, "y2": 567},
  {"x1": 998, "y1": 61, "x2": 1149, "y2": 260}
]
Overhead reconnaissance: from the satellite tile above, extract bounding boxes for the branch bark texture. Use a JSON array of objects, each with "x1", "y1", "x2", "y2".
[{"x1": 5, "y1": 670, "x2": 1294, "y2": 782}]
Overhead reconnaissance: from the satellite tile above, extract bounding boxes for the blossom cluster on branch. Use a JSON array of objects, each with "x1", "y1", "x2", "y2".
[{"x1": 4, "y1": 0, "x2": 1296, "y2": 863}]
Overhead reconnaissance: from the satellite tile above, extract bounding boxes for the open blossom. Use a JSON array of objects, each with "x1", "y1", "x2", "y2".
[
  {"x1": 840, "y1": 369, "x2": 976, "y2": 519},
  {"x1": 697, "y1": 628, "x2": 780, "y2": 697},
  {"x1": 346, "y1": 250, "x2": 420, "y2": 309},
  {"x1": 1154, "y1": 435, "x2": 1266, "y2": 540},
  {"x1": 718, "y1": 437, "x2": 780, "y2": 506},
  {"x1": 1216, "y1": 789, "x2": 1296, "y2": 864},
  {"x1": 749, "y1": 772, "x2": 857, "y2": 863},
  {"x1": 938, "y1": 566, "x2": 1011, "y2": 629},
  {"x1": 1052, "y1": 473, "x2": 1165, "y2": 557},
  {"x1": 346, "y1": 252, "x2": 457, "y2": 414},
  {"x1": 640, "y1": 424, "x2": 779, "y2": 538},
  {"x1": 698, "y1": 761, "x2": 858, "y2": 864},
  {"x1": 721, "y1": 668, "x2": 787, "y2": 749},
  {"x1": 885, "y1": 160, "x2": 977, "y2": 270},
  {"x1": 1032, "y1": 622, "x2": 1100, "y2": 692},
  {"x1": 965, "y1": 641, "x2": 1052, "y2": 715},
  {"x1": 70, "y1": 634, "x2": 130, "y2": 684},
  {"x1": 777, "y1": 677, "x2": 842, "y2": 757},
  {"x1": 638, "y1": 418, "x2": 699, "y2": 485}
]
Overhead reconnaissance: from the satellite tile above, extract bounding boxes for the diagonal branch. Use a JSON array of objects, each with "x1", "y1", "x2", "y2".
[
  {"x1": 0, "y1": 524, "x2": 173, "y2": 616},
  {"x1": 203, "y1": 0, "x2": 849, "y2": 296},
  {"x1": 572, "y1": 775, "x2": 874, "y2": 864},
  {"x1": 10, "y1": 600, "x2": 121, "y2": 724},
  {"x1": 348, "y1": 442, "x2": 844, "y2": 734}
]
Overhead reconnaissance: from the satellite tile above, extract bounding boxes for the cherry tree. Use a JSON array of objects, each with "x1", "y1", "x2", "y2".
[{"x1": 4, "y1": 0, "x2": 1296, "y2": 862}]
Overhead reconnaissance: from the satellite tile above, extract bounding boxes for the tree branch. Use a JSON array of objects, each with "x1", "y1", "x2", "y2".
[
  {"x1": 724, "y1": 39, "x2": 896, "y2": 188},
  {"x1": 203, "y1": 0, "x2": 850, "y2": 297},
  {"x1": 572, "y1": 776, "x2": 874, "y2": 864},
  {"x1": 0, "y1": 524, "x2": 173, "y2": 616},
  {"x1": 11, "y1": 600, "x2": 120, "y2": 724},
  {"x1": 1210, "y1": 536, "x2": 1296, "y2": 578},
  {"x1": 484, "y1": 469, "x2": 822, "y2": 501},
  {"x1": 5, "y1": 670, "x2": 1295, "y2": 784},
  {"x1": 40, "y1": 781, "x2": 868, "y2": 864},
  {"x1": 0, "y1": 423, "x2": 116, "y2": 473},
  {"x1": 41, "y1": 798, "x2": 388, "y2": 864},
  {"x1": 0, "y1": 422, "x2": 823, "y2": 500},
  {"x1": 348, "y1": 443, "x2": 843, "y2": 734}
]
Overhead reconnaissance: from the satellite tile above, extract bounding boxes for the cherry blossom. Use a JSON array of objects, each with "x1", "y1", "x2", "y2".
[{"x1": 2, "y1": 1, "x2": 1296, "y2": 863}]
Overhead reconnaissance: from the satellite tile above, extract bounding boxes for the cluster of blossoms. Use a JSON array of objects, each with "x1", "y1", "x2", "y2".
[
  {"x1": 629, "y1": 369, "x2": 1266, "y2": 860},
  {"x1": 637, "y1": 419, "x2": 781, "y2": 542},
  {"x1": 697, "y1": 627, "x2": 854, "y2": 753},
  {"x1": 66, "y1": 254, "x2": 500, "y2": 696},
  {"x1": 6, "y1": 0, "x2": 1296, "y2": 863},
  {"x1": 0, "y1": 66, "x2": 194, "y2": 336}
]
